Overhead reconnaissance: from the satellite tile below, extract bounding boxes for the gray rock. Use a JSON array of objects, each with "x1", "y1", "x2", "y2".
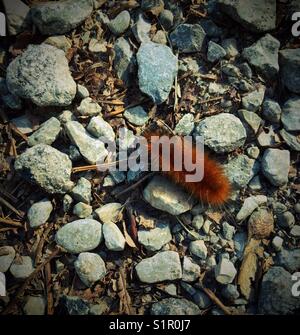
[
  {"x1": 221, "y1": 38, "x2": 239, "y2": 58},
  {"x1": 73, "y1": 202, "x2": 92, "y2": 218},
  {"x1": 151, "y1": 298, "x2": 200, "y2": 315},
  {"x1": 23, "y1": 296, "x2": 46, "y2": 315},
  {"x1": 3, "y1": 0, "x2": 31, "y2": 36},
  {"x1": 31, "y1": 0, "x2": 93, "y2": 35},
  {"x1": 124, "y1": 106, "x2": 149, "y2": 126},
  {"x1": 218, "y1": 0, "x2": 276, "y2": 33},
  {"x1": 182, "y1": 256, "x2": 201, "y2": 282},
  {"x1": 248, "y1": 175, "x2": 263, "y2": 191},
  {"x1": 74, "y1": 252, "x2": 106, "y2": 287},
  {"x1": 71, "y1": 178, "x2": 91, "y2": 204},
  {"x1": 200, "y1": 19, "x2": 223, "y2": 38},
  {"x1": 77, "y1": 84, "x2": 89, "y2": 99},
  {"x1": 89, "y1": 297, "x2": 112, "y2": 315},
  {"x1": 239, "y1": 62, "x2": 253, "y2": 79},
  {"x1": 242, "y1": 34, "x2": 280, "y2": 80},
  {"x1": 222, "y1": 63, "x2": 241, "y2": 77},
  {"x1": 277, "y1": 249, "x2": 300, "y2": 272},
  {"x1": 141, "y1": 0, "x2": 164, "y2": 14},
  {"x1": 62, "y1": 296, "x2": 90, "y2": 315},
  {"x1": 69, "y1": 145, "x2": 82, "y2": 162},
  {"x1": 170, "y1": 24, "x2": 206, "y2": 53},
  {"x1": 189, "y1": 240, "x2": 207, "y2": 259},
  {"x1": 28, "y1": 117, "x2": 61, "y2": 147},
  {"x1": 132, "y1": 13, "x2": 151, "y2": 43},
  {"x1": 258, "y1": 266, "x2": 300, "y2": 314},
  {"x1": 10, "y1": 115, "x2": 34, "y2": 134},
  {"x1": 242, "y1": 85, "x2": 265, "y2": 111},
  {"x1": 10, "y1": 256, "x2": 35, "y2": 279},
  {"x1": 136, "y1": 251, "x2": 182, "y2": 283},
  {"x1": 222, "y1": 222, "x2": 236, "y2": 240},
  {"x1": 295, "y1": 203, "x2": 300, "y2": 214},
  {"x1": 257, "y1": 126, "x2": 280, "y2": 147},
  {"x1": 58, "y1": 110, "x2": 76, "y2": 124},
  {"x1": 290, "y1": 225, "x2": 300, "y2": 238},
  {"x1": 109, "y1": 170, "x2": 126, "y2": 184},
  {"x1": 277, "y1": 211, "x2": 295, "y2": 230},
  {"x1": 261, "y1": 149, "x2": 290, "y2": 186},
  {"x1": 159, "y1": 9, "x2": 174, "y2": 30},
  {"x1": 207, "y1": 41, "x2": 226, "y2": 63},
  {"x1": 174, "y1": 114, "x2": 194, "y2": 135},
  {"x1": 195, "y1": 113, "x2": 246, "y2": 153},
  {"x1": 272, "y1": 236, "x2": 283, "y2": 252},
  {"x1": 152, "y1": 30, "x2": 167, "y2": 45},
  {"x1": 262, "y1": 99, "x2": 281, "y2": 123},
  {"x1": 2, "y1": 93, "x2": 23, "y2": 110},
  {"x1": 77, "y1": 97, "x2": 102, "y2": 116},
  {"x1": 215, "y1": 258, "x2": 237, "y2": 284},
  {"x1": 63, "y1": 194, "x2": 73, "y2": 213},
  {"x1": 236, "y1": 195, "x2": 267, "y2": 222},
  {"x1": 238, "y1": 109, "x2": 262, "y2": 134},
  {"x1": 114, "y1": 37, "x2": 136, "y2": 85},
  {"x1": 137, "y1": 42, "x2": 177, "y2": 104},
  {"x1": 102, "y1": 223, "x2": 126, "y2": 251},
  {"x1": 65, "y1": 121, "x2": 108, "y2": 164},
  {"x1": 279, "y1": 129, "x2": 300, "y2": 151},
  {"x1": 281, "y1": 97, "x2": 300, "y2": 132},
  {"x1": 87, "y1": 116, "x2": 115, "y2": 142},
  {"x1": 279, "y1": 48, "x2": 300, "y2": 94},
  {"x1": 14, "y1": 144, "x2": 73, "y2": 194},
  {"x1": 246, "y1": 146, "x2": 260, "y2": 159},
  {"x1": 143, "y1": 175, "x2": 194, "y2": 215},
  {"x1": 163, "y1": 284, "x2": 177, "y2": 296},
  {"x1": 95, "y1": 203, "x2": 122, "y2": 225},
  {"x1": 108, "y1": 10, "x2": 130, "y2": 36},
  {"x1": 192, "y1": 215, "x2": 204, "y2": 230},
  {"x1": 44, "y1": 35, "x2": 72, "y2": 53},
  {"x1": 224, "y1": 154, "x2": 259, "y2": 189},
  {"x1": 234, "y1": 232, "x2": 247, "y2": 259},
  {"x1": 6, "y1": 44, "x2": 76, "y2": 107},
  {"x1": 27, "y1": 199, "x2": 53, "y2": 228},
  {"x1": 56, "y1": 219, "x2": 103, "y2": 253},
  {"x1": 193, "y1": 290, "x2": 212, "y2": 309},
  {"x1": 221, "y1": 284, "x2": 239, "y2": 301},
  {"x1": 0, "y1": 246, "x2": 15, "y2": 273},
  {"x1": 138, "y1": 222, "x2": 172, "y2": 251}
]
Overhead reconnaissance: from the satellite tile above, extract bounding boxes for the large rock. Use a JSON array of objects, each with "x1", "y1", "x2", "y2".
[
  {"x1": 242, "y1": 34, "x2": 280, "y2": 80},
  {"x1": 3, "y1": 0, "x2": 31, "y2": 35},
  {"x1": 281, "y1": 97, "x2": 300, "y2": 132},
  {"x1": 218, "y1": 0, "x2": 276, "y2": 33},
  {"x1": 258, "y1": 266, "x2": 300, "y2": 314},
  {"x1": 137, "y1": 42, "x2": 177, "y2": 104},
  {"x1": 56, "y1": 219, "x2": 103, "y2": 254},
  {"x1": 6, "y1": 44, "x2": 76, "y2": 107},
  {"x1": 14, "y1": 144, "x2": 73, "y2": 194},
  {"x1": 65, "y1": 121, "x2": 108, "y2": 164},
  {"x1": 30, "y1": 0, "x2": 94, "y2": 35},
  {"x1": 194, "y1": 113, "x2": 246, "y2": 153},
  {"x1": 138, "y1": 222, "x2": 172, "y2": 251},
  {"x1": 261, "y1": 149, "x2": 290, "y2": 186},
  {"x1": 276, "y1": 249, "x2": 300, "y2": 272},
  {"x1": 279, "y1": 48, "x2": 300, "y2": 94},
  {"x1": 170, "y1": 24, "x2": 206, "y2": 53},
  {"x1": 135, "y1": 251, "x2": 182, "y2": 283},
  {"x1": 143, "y1": 175, "x2": 194, "y2": 215},
  {"x1": 28, "y1": 117, "x2": 61, "y2": 147},
  {"x1": 151, "y1": 298, "x2": 200, "y2": 315}
]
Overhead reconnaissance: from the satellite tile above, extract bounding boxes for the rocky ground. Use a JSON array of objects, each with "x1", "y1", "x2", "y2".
[{"x1": 0, "y1": 0, "x2": 299, "y2": 315}]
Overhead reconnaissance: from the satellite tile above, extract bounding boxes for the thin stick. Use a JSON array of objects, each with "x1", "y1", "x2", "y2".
[
  {"x1": 0, "y1": 196, "x2": 24, "y2": 218},
  {"x1": 2, "y1": 247, "x2": 61, "y2": 315},
  {"x1": 0, "y1": 217, "x2": 23, "y2": 227},
  {"x1": 199, "y1": 96, "x2": 222, "y2": 104},
  {"x1": 200, "y1": 286, "x2": 233, "y2": 315}
]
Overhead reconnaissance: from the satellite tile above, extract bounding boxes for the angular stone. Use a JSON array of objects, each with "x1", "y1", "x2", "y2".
[
  {"x1": 71, "y1": 178, "x2": 92, "y2": 204},
  {"x1": 242, "y1": 85, "x2": 265, "y2": 111},
  {"x1": 124, "y1": 106, "x2": 149, "y2": 126},
  {"x1": 279, "y1": 48, "x2": 300, "y2": 94},
  {"x1": 281, "y1": 97, "x2": 300, "y2": 132},
  {"x1": 174, "y1": 113, "x2": 194, "y2": 135},
  {"x1": 3, "y1": 0, "x2": 31, "y2": 35},
  {"x1": 0, "y1": 246, "x2": 15, "y2": 273},
  {"x1": 10, "y1": 256, "x2": 35, "y2": 279},
  {"x1": 138, "y1": 222, "x2": 172, "y2": 251},
  {"x1": 108, "y1": 10, "x2": 130, "y2": 36},
  {"x1": 28, "y1": 117, "x2": 61, "y2": 147},
  {"x1": 189, "y1": 240, "x2": 207, "y2": 259},
  {"x1": 27, "y1": 198, "x2": 53, "y2": 228},
  {"x1": 182, "y1": 256, "x2": 201, "y2": 282},
  {"x1": 87, "y1": 116, "x2": 115, "y2": 142},
  {"x1": 102, "y1": 223, "x2": 126, "y2": 251},
  {"x1": 215, "y1": 258, "x2": 237, "y2": 284},
  {"x1": 151, "y1": 298, "x2": 200, "y2": 315},
  {"x1": 132, "y1": 12, "x2": 151, "y2": 43},
  {"x1": 95, "y1": 203, "x2": 122, "y2": 225}
]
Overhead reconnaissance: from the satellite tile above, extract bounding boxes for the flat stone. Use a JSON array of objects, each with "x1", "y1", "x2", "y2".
[
  {"x1": 137, "y1": 42, "x2": 177, "y2": 104},
  {"x1": 174, "y1": 114, "x2": 194, "y2": 135},
  {"x1": 30, "y1": 0, "x2": 93, "y2": 35},
  {"x1": 261, "y1": 149, "x2": 290, "y2": 186},
  {"x1": 277, "y1": 249, "x2": 300, "y2": 272},
  {"x1": 279, "y1": 129, "x2": 300, "y2": 151},
  {"x1": 138, "y1": 222, "x2": 172, "y2": 251},
  {"x1": 77, "y1": 84, "x2": 89, "y2": 99},
  {"x1": 71, "y1": 178, "x2": 92, "y2": 204},
  {"x1": 152, "y1": 30, "x2": 167, "y2": 45},
  {"x1": 215, "y1": 258, "x2": 237, "y2": 284},
  {"x1": 242, "y1": 85, "x2": 266, "y2": 111},
  {"x1": 108, "y1": 10, "x2": 130, "y2": 36},
  {"x1": 207, "y1": 41, "x2": 226, "y2": 63},
  {"x1": 87, "y1": 116, "x2": 115, "y2": 142},
  {"x1": 103, "y1": 223, "x2": 126, "y2": 251},
  {"x1": 238, "y1": 109, "x2": 262, "y2": 134},
  {"x1": 222, "y1": 221, "x2": 236, "y2": 240},
  {"x1": 182, "y1": 256, "x2": 201, "y2": 282},
  {"x1": 281, "y1": 97, "x2": 300, "y2": 132},
  {"x1": 73, "y1": 202, "x2": 92, "y2": 218},
  {"x1": 124, "y1": 106, "x2": 149, "y2": 126},
  {"x1": 218, "y1": 0, "x2": 276, "y2": 33},
  {"x1": 258, "y1": 266, "x2": 300, "y2": 314},
  {"x1": 77, "y1": 97, "x2": 102, "y2": 116},
  {"x1": 195, "y1": 113, "x2": 246, "y2": 153},
  {"x1": 74, "y1": 252, "x2": 106, "y2": 287},
  {"x1": 27, "y1": 198, "x2": 53, "y2": 228},
  {"x1": 0, "y1": 246, "x2": 15, "y2": 273},
  {"x1": 242, "y1": 34, "x2": 280, "y2": 80},
  {"x1": 279, "y1": 48, "x2": 300, "y2": 94},
  {"x1": 3, "y1": 0, "x2": 31, "y2": 36},
  {"x1": 262, "y1": 99, "x2": 281, "y2": 123},
  {"x1": 151, "y1": 298, "x2": 200, "y2": 315},
  {"x1": 290, "y1": 225, "x2": 300, "y2": 238},
  {"x1": 236, "y1": 195, "x2": 267, "y2": 222},
  {"x1": 10, "y1": 256, "x2": 35, "y2": 279},
  {"x1": 159, "y1": 9, "x2": 174, "y2": 30},
  {"x1": 95, "y1": 203, "x2": 122, "y2": 225},
  {"x1": 189, "y1": 240, "x2": 207, "y2": 259},
  {"x1": 277, "y1": 211, "x2": 295, "y2": 230},
  {"x1": 43, "y1": 35, "x2": 72, "y2": 54},
  {"x1": 23, "y1": 296, "x2": 46, "y2": 315},
  {"x1": 132, "y1": 13, "x2": 151, "y2": 43},
  {"x1": 65, "y1": 121, "x2": 108, "y2": 164},
  {"x1": 221, "y1": 38, "x2": 239, "y2": 58},
  {"x1": 136, "y1": 251, "x2": 182, "y2": 283},
  {"x1": 28, "y1": 117, "x2": 61, "y2": 147},
  {"x1": 6, "y1": 44, "x2": 76, "y2": 107},
  {"x1": 55, "y1": 219, "x2": 103, "y2": 253},
  {"x1": 170, "y1": 24, "x2": 206, "y2": 53},
  {"x1": 272, "y1": 236, "x2": 283, "y2": 252},
  {"x1": 221, "y1": 284, "x2": 240, "y2": 301},
  {"x1": 10, "y1": 115, "x2": 34, "y2": 134},
  {"x1": 14, "y1": 144, "x2": 73, "y2": 194},
  {"x1": 143, "y1": 175, "x2": 194, "y2": 215}
]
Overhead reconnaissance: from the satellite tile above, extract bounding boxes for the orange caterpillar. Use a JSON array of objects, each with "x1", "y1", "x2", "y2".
[{"x1": 144, "y1": 130, "x2": 231, "y2": 207}]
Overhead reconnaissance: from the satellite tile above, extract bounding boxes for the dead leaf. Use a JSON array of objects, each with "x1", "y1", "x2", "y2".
[
  {"x1": 117, "y1": 267, "x2": 134, "y2": 315},
  {"x1": 122, "y1": 221, "x2": 137, "y2": 248},
  {"x1": 206, "y1": 211, "x2": 223, "y2": 224}
]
